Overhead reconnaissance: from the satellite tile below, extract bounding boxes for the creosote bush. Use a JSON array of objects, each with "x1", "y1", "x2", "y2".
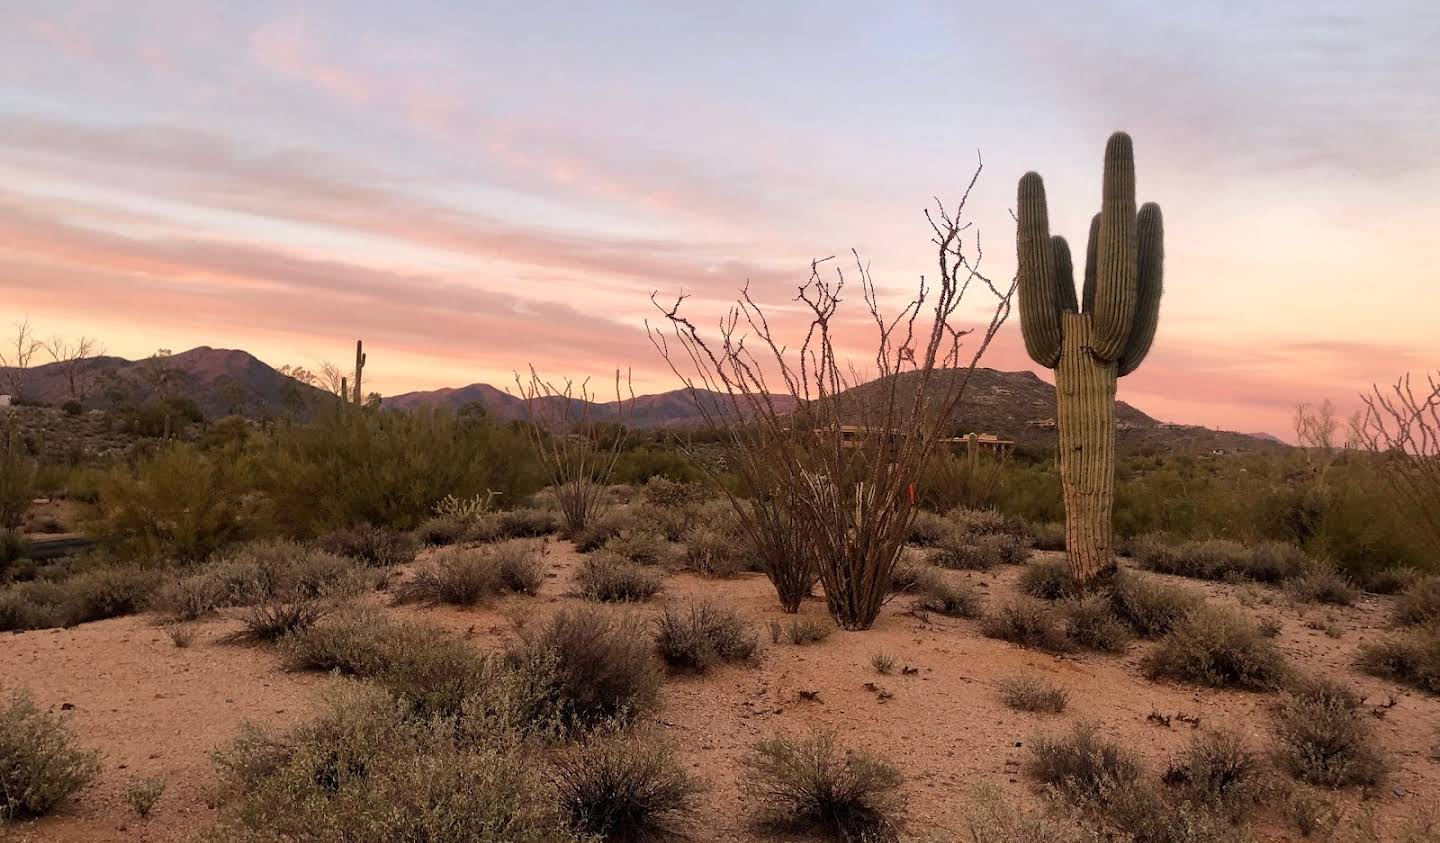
[
  {"x1": 1356, "y1": 626, "x2": 1440, "y2": 694},
  {"x1": 552, "y1": 731, "x2": 704, "y2": 842},
  {"x1": 575, "y1": 554, "x2": 664, "y2": 603},
  {"x1": 151, "y1": 540, "x2": 370, "y2": 623},
  {"x1": 1164, "y1": 730, "x2": 1271, "y2": 823},
  {"x1": 316, "y1": 524, "x2": 417, "y2": 567},
  {"x1": 680, "y1": 526, "x2": 745, "y2": 578},
  {"x1": 914, "y1": 577, "x2": 983, "y2": 618},
  {"x1": 999, "y1": 675, "x2": 1068, "y2": 713},
  {"x1": 0, "y1": 565, "x2": 161, "y2": 632},
  {"x1": 602, "y1": 530, "x2": 674, "y2": 567},
  {"x1": 906, "y1": 510, "x2": 951, "y2": 547},
  {"x1": 1027, "y1": 723, "x2": 1141, "y2": 804},
  {"x1": 1108, "y1": 571, "x2": 1201, "y2": 638},
  {"x1": 741, "y1": 731, "x2": 905, "y2": 842},
  {"x1": 1142, "y1": 604, "x2": 1289, "y2": 690},
  {"x1": 1283, "y1": 569, "x2": 1358, "y2": 607},
  {"x1": 1018, "y1": 557, "x2": 1078, "y2": 600},
  {"x1": 1058, "y1": 595, "x2": 1132, "y2": 653},
  {"x1": 982, "y1": 597, "x2": 1073, "y2": 653},
  {"x1": 1272, "y1": 677, "x2": 1388, "y2": 787},
  {"x1": 0, "y1": 690, "x2": 101, "y2": 820},
  {"x1": 1393, "y1": 576, "x2": 1440, "y2": 627},
  {"x1": 934, "y1": 530, "x2": 1032, "y2": 571},
  {"x1": 395, "y1": 547, "x2": 504, "y2": 606},
  {"x1": 654, "y1": 601, "x2": 758, "y2": 672}
]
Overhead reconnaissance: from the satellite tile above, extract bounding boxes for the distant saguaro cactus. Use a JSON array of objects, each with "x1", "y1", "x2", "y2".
[
  {"x1": 1016, "y1": 132, "x2": 1164, "y2": 585},
  {"x1": 352, "y1": 340, "x2": 367, "y2": 406}
]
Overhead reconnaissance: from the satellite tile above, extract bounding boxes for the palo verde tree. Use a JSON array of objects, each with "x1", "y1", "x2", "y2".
[{"x1": 1016, "y1": 132, "x2": 1165, "y2": 586}]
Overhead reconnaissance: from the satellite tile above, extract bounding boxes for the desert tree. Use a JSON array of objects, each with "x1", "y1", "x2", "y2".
[
  {"x1": 650, "y1": 157, "x2": 1013, "y2": 629},
  {"x1": 43, "y1": 334, "x2": 105, "y2": 403},
  {"x1": 515, "y1": 367, "x2": 634, "y2": 535},
  {"x1": 1355, "y1": 373, "x2": 1440, "y2": 557},
  {"x1": 0, "y1": 318, "x2": 42, "y2": 401}
]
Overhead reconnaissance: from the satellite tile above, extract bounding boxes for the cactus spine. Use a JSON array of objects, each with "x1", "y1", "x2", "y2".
[
  {"x1": 1016, "y1": 132, "x2": 1164, "y2": 585},
  {"x1": 353, "y1": 340, "x2": 366, "y2": 406}
]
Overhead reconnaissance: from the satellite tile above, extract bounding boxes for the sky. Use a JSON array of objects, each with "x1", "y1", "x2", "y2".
[{"x1": 1, "y1": 1, "x2": 1438, "y2": 438}]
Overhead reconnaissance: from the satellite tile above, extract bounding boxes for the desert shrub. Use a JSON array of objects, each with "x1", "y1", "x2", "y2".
[
  {"x1": 915, "y1": 577, "x2": 983, "y2": 618},
  {"x1": 654, "y1": 602, "x2": 757, "y2": 672},
  {"x1": 125, "y1": 776, "x2": 165, "y2": 818},
  {"x1": 497, "y1": 507, "x2": 561, "y2": 538},
  {"x1": 573, "y1": 508, "x2": 639, "y2": 552},
  {"x1": 638, "y1": 476, "x2": 705, "y2": 510},
  {"x1": 870, "y1": 652, "x2": 897, "y2": 675},
  {"x1": 575, "y1": 554, "x2": 663, "y2": 603},
  {"x1": 1245, "y1": 541, "x2": 1314, "y2": 583},
  {"x1": 741, "y1": 731, "x2": 904, "y2": 842},
  {"x1": 0, "y1": 566, "x2": 162, "y2": 632},
  {"x1": 1151, "y1": 539, "x2": 1251, "y2": 580},
  {"x1": 1393, "y1": 576, "x2": 1440, "y2": 626},
  {"x1": 1283, "y1": 569, "x2": 1358, "y2": 607},
  {"x1": 1142, "y1": 538, "x2": 1316, "y2": 587},
  {"x1": 982, "y1": 597, "x2": 1073, "y2": 653},
  {"x1": 504, "y1": 606, "x2": 661, "y2": 731},
  {"x1": 415, "y1": 516, "x2": 467, "y2": 546},
  {"x1": 94, "y1": 443, "x2": 246, "y2": 562},
  {"x1": 395, "y1": 547, "x2": 504, "y2": 606},
  {"x1": 907, "y1": 510, "x2": 951, "y2": 547},
  {"x1": 1356, "y1": 627, "x2": 1440, "y2": 694},
  {"x1": 888, "y1": 556, "x2": 938, "y2": 593},
  {"x1": 949, "y1": 507, "x2": 1030, "y2": 540},
  {"x1": 783, "y1": 615, "x2": 834, "y2": 645},
  {"x1": 1272, "y1": 677, "x2": 1388, "y2": 787},
  {"x1": 602, "y1": 530, "x2": 673, "y2": 567},
  {"x1": 935, "y1": 531, "x2": 1031, "y2": 571},
  {"x1": 0, "y1": 691, "x2": 101, "y2": 820},
  {"x1": 0, "y1": 529, "x2": 31, "y2": 572},
  {"x1": 965, "y1": 787, "x2": 1100, "y2": 843},
  {"x1": 1164, "y1": 730, "x2": 1270, "y2": 822},
  {"x1": 1123, "y1": 531, "x2": 1179, "y2": 567},
  {"x1": 236, "y1": 598, "x2": 329, "y2": 642},
  {"x1": 553, "y1": 731, "x2": 704, "y2": 841},
  {"x1": 283, "y1": 612, "x2": 488, "y2": 717},
  {"x1": 212, "y1": 683, "x2": 575, "y2": 843},
  {"x1": 1018, "y1": 557, "x2": 1078, "y2": 600},
  {"x1": 1059, "y1": 595, "x2": 1131, "y2": 653},
  {"x1": 1363, "y1": 566, "x2": 1421, "y2": 595},
  {"x1": 1027, "y1": 722, "x2": 1141, "y2": 805},
  {"x1": 151, "y1": 540, "x2": 366, "y2": 622},
  {"x1": 1030, "y1": 522, "x2": 1067, "y2": 552},
  {"x1": 999, "y1": 675, "x2": 1068, "y2": 713},
  {"x1": 1108, "y1": 571, "x2": 1201, "y2": 638},
  {"x1": 494, "y1": 541, "x2": 546, "y2": 595},
  {"x1": 1142, "y1": 604, "x2": 1289, "y2": 690},
  {"x1": 679, "y1": 526, "x2": 744, "y2": 577},
  {"x1": 316, "y1": 524, "x2": 416, "y2": 567}
]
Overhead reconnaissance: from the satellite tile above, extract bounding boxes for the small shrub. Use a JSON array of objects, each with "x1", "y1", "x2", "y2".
[
  {"x1": 949, "y1": 507, "x2": 1029, "y2": 539},
  {"x1": 0, "y1": 566, "x2": 163, "y2": 632},
  {"x1": 1257, "y1": 616, "x2": 1284, "y2": 638},
  {"x1": 1059, "y1": 595, "x2": 1131, "y2": 653},
  {"x1": 1272, "y1": 677, "x2": 1388, "y2": 787},
  {"x1": 1164, "y1": 730, "x2": 1270, "y2": 822},
  {"x1": 654, "y1": 602, "x2": 758, "y2": 672},
  {"x1": 1284, "y1": 569, "x2": 1358, "y2": 607},
  {"x1": 999, "y1": 675, "x2": 1068, "y2": 713},
  {"x1": 602, "y1": 530, "x2": 673, "y2": 567},
  {"x1": 1393, "y1": 576, "x2": 1440, "y2": 627},
  {"x1": 915, "y1": 578, "x2": 982, "y2": 618},
  {"x1": 1108, "y1": 571, "x2": 1201, "y2": 638},
  {"x1": 316, "y1": 524, "x2": 417, "y2": 567},
  {"x1": 1027, "y1": 722, "x2": 1141, "y2": 804},
  {"x1": 1356, "y1": 627, "x2": 1440, "y2": 694},
  {"x1": 784, "y1": 615, "x2": 834, "y2": 645},
  {"x1": 679, "y1": 527, "x2": 743, "y2": 577},
  {"x1": 494, "y1": 541, "x2": 546, "y2": 595},
  {"x1": 1243, "y1": 541, "x2": 1314, "y2": 583},
  {"x1": 497, "y1": 507, "x2": 561, "y2": 538},
  {"x1": 125, "y1": 776, "x2": 165, "y2": 818},
  {"x1": 151, "y1": 540, "x2": 366, "y2": 622},
  {"x1": 982, "y1": 597, "x2": 1072, "y2": 653},
  {"x1": 1017, "y1": 558, "x2": 1078, "y2": 601},
  {"x1": 506, "y1": 606, "x2": 661, "y2": 732},
  {"x1": 574, "y1": 508, "x2": 640, "y2": 552},
  {"x1": 395, "y1": 547, "x2": 504, "y2": 606},
  {"x1": 1142, "y1": 604, "x2": 1289, "y2": 690},
  {"x1": 0, "y1": 691, "x2": 101, "y2": 820},
  {"x1": 966, "y1": 787, "x2": 1100, "y2": 843},
  {"x1": 870, "y1": 652, "x2": 897, "y2": 675},
  {"x1": 553, "y1": 732, "x2": 704, "y2": 841},
  {"x1": 1030, "y1": 522, "x2": 1067, "y2": 552},
  {"x1": 935, "y1": 531, "x2": 1031, "y2": 571},
  {"x1": 166, "y1": 623, "x2": 196, "y2": 648},
  {"x1": 1363, "y1": 567, "x2": 1421, "y2": 595},
  {"x1": 1156, "y1": 539, "x2": 1251, "y2": 580},
  {"x1": 576, "y1": 554, "x2": 663, "y2": 603},
  {"x1": 888, "y1": 557, "x2": 938, "y2": 593},
  {"x1": 741, "y1": 731, "x2": 904, "y2": 842},
  {"x1": 235, "y1": 598, "x2": 329, "y2": 642},
  {"x1": 0, "y1": 529, "x2": 31, "y2": 570},
  {"x1": 415, "y1": 516, "x2": 467, "y2": 546},
  {"x1": 906, "y1": 510, "x2": 951, "y2": 547}
]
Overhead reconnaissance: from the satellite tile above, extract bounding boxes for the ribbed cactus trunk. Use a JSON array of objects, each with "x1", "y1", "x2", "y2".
[
  {"x1": 1056, "y1": 314, "x2": 1118, "y2": 583},
  {"x1": 353, "y1": 340, "x2": 366, "y2": 406}
]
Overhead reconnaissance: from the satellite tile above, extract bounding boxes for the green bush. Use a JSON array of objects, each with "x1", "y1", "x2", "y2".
[
  {"x1": 654, "y1": 601, "x2": 758, "y2": 672},
  {"x1": 1272, "y1": 678, "x2": 1388, "y2": 787},
  {"x1": 1142, "y1": 604, "x2": 1289, "y2": 690},
  {"x1": 95, "y1": 444, "x2": 247, "y2": 562},
  {"x1": 553, "y1": 731, "x2": 704, "y2": 841},
  {"x1": 575, "y1": 554, "x2": 663, "y2": 603},
  {"x1": 741, "y1": 731, "x2": 904, "y2": 842},
  {"x1": 0, "y1": 690, "x2": 101, "y2": 820}
]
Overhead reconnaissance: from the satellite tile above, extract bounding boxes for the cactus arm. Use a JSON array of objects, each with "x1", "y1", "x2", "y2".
[
  {"x1": 1118, "y1": 203, "x2": 1164, "y2": 377},
  {"x1": 1089, "y1": 132, "x2": 1138, "y2": 361},
  {"x1": 1050, "y1": 236, "x2": 1078, "y2": 313},
  {"x1": 1017, "y1": 171, "x2": 1064, "y2": 367},
  {"x1": 1081, "y1": 213, "x2": 1100, "y2": 314}
]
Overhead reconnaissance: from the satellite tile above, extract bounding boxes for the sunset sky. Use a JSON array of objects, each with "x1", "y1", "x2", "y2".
[{"x1": 2, "y1": 1, "x2": 1437, "y2": 438}]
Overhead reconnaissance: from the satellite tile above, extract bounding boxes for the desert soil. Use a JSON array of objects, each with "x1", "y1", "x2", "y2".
[{"x1": 3, "y1": 544, "x2": 1438, "y2": 842}]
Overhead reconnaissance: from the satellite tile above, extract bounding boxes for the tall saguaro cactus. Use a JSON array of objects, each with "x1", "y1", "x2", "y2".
[
  {"x1": 353, "y1": 340, "x2": 366, "y2": 406},
  {"x1": 1016, "y1": 132, "x2": 1164, "y2": 585}
]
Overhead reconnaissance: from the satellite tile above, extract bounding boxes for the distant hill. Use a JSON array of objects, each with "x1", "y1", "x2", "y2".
[{"x1": 4, "y1": 349, "x2": 1283, "y2": 454}]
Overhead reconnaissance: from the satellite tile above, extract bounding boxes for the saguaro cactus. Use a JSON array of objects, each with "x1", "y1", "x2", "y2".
[
  {"x1": 1016, "y1": 132, "x2": 1164, "y2": 585},
  {"x1": 353, "y1": 340, "x2": 366, "y2": 406}
]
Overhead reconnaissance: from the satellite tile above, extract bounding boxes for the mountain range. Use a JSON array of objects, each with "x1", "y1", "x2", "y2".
[{"x1": 2, "y1": 346, "x2": 1284, "y2": 453}]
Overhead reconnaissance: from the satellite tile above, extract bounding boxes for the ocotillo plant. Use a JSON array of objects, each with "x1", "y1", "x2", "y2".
[
  {"x1": 352, "y1": 340, "x2": 366, "y2": 406},
  {"x1": 1016, "y1": 132, "x2": 1164, "y2": 585}
]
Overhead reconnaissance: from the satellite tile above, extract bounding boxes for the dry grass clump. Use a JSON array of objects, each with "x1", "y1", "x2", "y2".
[
  {"x1": 576, "y1": 554, "x2": 664, "y2": 603},
  {"x1": 1018, "y1": 557, "x2": 1079, "y2": 600},
  {"x1": 1027, "y1": 722, "x2": 1142, "y2": 804},
  {"x1": 1393, "y1": 576, "x2": 1440, "y2": 626},
  {"x1": 982, "y1": 597, "x2": 1073, "y2": 653},
  {"x1": 998, "y1": 675, "x2": 1068, "y2": 713},
  {"x1": 1142, "y1": 604, "x2": 1289, "y2": 690},
  {"x1": 1109, "y1": 571, "x2": 1202, "y2": 638},
  {"x1": 124, "y1": 776, "x2": 165, "y2": 819},
  {"x1": 654, "y1": 601, "x2": 758, "y2": 672},
  {"x1": 316, "y1": 524, "x2": 417, "y2": 567},
  {"x1": 1272, "y1": 677, "x2": 1389, "y2": 787},
  {"x1": 1283, "y1": 569, "x2": 1358, "y2": 607},
  {"x1": 914, "y1": 577, "x2": 983, "y2": 618},
  {"x1": 870, "y1": 652, "x2": 897, "y2": 675},
  {"x1": 395, "y1": 546, "x2": 504, "y2": 606},
  {"x1": 1356, "y1": 626, "x2": 1440, "y2": 694},
  {"x1": 934, "y1": 530, "x2": 1032, "y2": 571},
  {"x1": 1058, "y1": 595, "x2": 1132, "y2": 653},
  {"x1": 602, "y1": 530, "x2": 674, "y2": 567},
  {"x1": 0, "y1": 690, "x2": 101, "y2": 821},
  {"x1": 741, "y1": 731, "x2": 905, "y2": 842},
  {"x1": 212, "y1": 683, "x2": 577, "y2": 843},
  {"x1": 553, "y1": 731, "x2": 704, "y2": 842},
  {"x1": 777, "y1": 615, "x2": 835, "y2": 645}
]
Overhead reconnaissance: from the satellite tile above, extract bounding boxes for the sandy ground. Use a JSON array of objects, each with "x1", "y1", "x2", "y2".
[{"x1": 3, "y1": 543, "x2": 1438, "y2": 842}]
